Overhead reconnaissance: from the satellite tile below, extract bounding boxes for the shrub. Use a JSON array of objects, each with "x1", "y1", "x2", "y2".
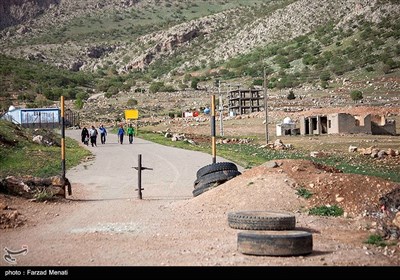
[
  {"x1": 287, "y1": 90, "x2": 296, "y2": 100},
  {"x1": 75, "y1": 98, "x2": 84, "y2": 109},
  {"x1": 296, "y1": 187, "x2": 312, "y2": 199},
  {"x1": 364, "y1": 234, "x2": 387, "y2": 247},
  {"x1": 127, "y1": 98, "x2": 138, "y2": 107},
  {"x1": 350, "y1": 90, "x2": 363, "y2": 101},
  {"x1": 320, "y1": 71, "x2": 331, "y2": 81},
  {"x1": 34, "y1": 188, "x2": 54, "y2": 202},
  {"x1": 191, "y1": 78, "x2": 200, "y2": 90}
]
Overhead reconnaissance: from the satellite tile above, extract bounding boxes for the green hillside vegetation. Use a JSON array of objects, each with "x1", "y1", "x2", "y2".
[{"x1": 1, "y1": 15, "x2": 398, "y2": 110}]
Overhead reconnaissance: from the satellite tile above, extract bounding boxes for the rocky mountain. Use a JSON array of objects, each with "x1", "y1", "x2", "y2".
[
  {"x1": 1, "y1": 0, "x2": 399, "y2": 74},
  {"x1": 0, "y1": 0, "x2": 399, "y2": 121}
]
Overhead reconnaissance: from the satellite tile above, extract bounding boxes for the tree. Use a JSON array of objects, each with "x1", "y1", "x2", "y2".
[
  {"x1": 191, "y1": 78, "x2": 200, "y2": 90},
  {"x1": 287, "y1": 90, "x2": 296, "y2": 100},
  {"x1": 350, "y1": 90, "x2": 363, "y2": 101}
]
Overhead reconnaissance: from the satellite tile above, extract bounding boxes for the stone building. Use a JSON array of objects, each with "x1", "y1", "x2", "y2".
[{"x1": 299, "y1": 113, "x2": 396, "y2": 136}]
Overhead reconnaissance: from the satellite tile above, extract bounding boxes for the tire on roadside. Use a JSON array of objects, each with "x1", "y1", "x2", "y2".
[
  {"x1": 193, "y1": 170, "x2": 241, "y2": 197},
  {"x1": 193, "y1": 181, "x2": 221, "y2": 197},
  {"x1": 237, "y1": 230, "x2": 313, "y2": 256},
  {"x1": 196, "y1": 162, "x2": 238, "y2": 179},
  {"x1": 194, "y1": 169, "x2": 241, "y2": 188},
  {"x1": 227, "y1": 211, "x2": 295, "y2": 230}
]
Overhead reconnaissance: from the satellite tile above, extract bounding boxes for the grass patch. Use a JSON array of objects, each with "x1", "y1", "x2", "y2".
[
  {"x1": 308, "y1": 205, "x2": 344, "y2": 217},
  {"x1": 0, "y1": 120, "x2": 91, "y2": 178},
  {"x1": 364, "y1": 234, "x2": 388, "y2": 247},
  {"x1": 34, "y1": 187, "x2": 55, "y2": 202},
  {"x1": 138, "y1": 130, "x2": 400, "y2": 182}
]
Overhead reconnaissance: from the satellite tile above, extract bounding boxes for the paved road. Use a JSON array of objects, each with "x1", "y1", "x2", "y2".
[
  {"x1": 1, "y1": 129, "x2": 239, "y2": 266},
  {"x1": 66, "y1": 129, "x2": 232, "y2": 200}
]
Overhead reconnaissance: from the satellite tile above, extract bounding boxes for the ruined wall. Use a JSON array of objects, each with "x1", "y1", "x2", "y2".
[
  {"x1": 371, "y1": 119, "x2": 397, "y2": 135},
  {"x1": 334, "y1": 113, "x2": 371, "y2": 134}
]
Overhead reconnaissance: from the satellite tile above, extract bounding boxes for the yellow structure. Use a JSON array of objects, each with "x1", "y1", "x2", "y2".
[{"x1": 125, "y1": 109, "x2": 139, "y2": 120}]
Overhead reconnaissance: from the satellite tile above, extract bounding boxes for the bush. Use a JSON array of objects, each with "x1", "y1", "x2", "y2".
[
  {"x1": 364, "y1": 234, "x2": 387, "y2": 247},
  {"x1": 320, "y1": 71, "x2": 331, "y2": 81},
  {"x1": 287, "y1": 90, "x2": 296, "y2": 100},
  {"x1": 127, "y1": 98, "x2": 138, "y2": 107},
  {"x1": 191, "y1": 78, "x2": 200, "y2": 90},
  {"x1": 34, "y1": 188, "x2": 54, "y2": 202},
  {"x1": 296, "y1": 187, "x2": 312, "y2": 199},
  {"x1": 350, "y1": 90, "x2": 363, "y2": 101},
  {"x1": 75, "y1": 98, "x2": 84, "y2": 109}
]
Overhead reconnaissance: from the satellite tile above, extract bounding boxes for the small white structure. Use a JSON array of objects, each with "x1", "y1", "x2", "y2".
[
  {"x1": 1, "y1": 106, "x2": 60, "y2": 128},
  {"x1": 276, "y1": 117, "x2": 298, "y2": 136}
]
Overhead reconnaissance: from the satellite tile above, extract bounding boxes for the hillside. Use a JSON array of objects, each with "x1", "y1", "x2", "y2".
[{"x1": 0, "y1": 0, "x2": 399, "y2": 120}]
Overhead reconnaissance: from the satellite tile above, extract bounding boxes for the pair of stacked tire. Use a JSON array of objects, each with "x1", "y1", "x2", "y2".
[
  {"x1": 193, "y1": 162, "x2": 241, "y2": 197},
  {"x1": 227, "y1": 211, "x2": 313, "y2": 256}
]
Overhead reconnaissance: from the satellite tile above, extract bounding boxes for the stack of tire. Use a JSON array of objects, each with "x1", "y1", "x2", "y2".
[
  {"x1": 193, "y1": 162, "x2": 241, "y2": 197},
  {"x1": 227, "y1": 211, "x2": 313, "y2": 256}
]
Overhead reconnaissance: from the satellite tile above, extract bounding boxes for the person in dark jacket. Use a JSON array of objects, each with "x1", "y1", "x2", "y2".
[
  {"x1": 99, "y1": 124, "x2": 107, "y2": 144},
  {"x1": 117, "y1": 124, "x2": 125, "y2": 144},
  {"x1": 81, "y1": 127, "x2": 89, "y2": 146}
]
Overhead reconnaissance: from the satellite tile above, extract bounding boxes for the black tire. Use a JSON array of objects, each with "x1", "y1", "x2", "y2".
[
  {"x1": 237, "y1": 230, "x2": 313, "y2": 256},
  {"x1": 227, "y1": 211, "x2": 295, "y2": 230},
  {"x1": 194, "y1": 170, "x2": 241, "y2": 189},
  {"x1": 196, "y1": 162, "x2": 238, "y2": 179},
  {"x1": 192, "y1": 181, "x2": 221, "y2": 197}
]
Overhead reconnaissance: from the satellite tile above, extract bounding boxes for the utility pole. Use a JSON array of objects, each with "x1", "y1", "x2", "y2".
[
  {"x1": 264, "y1": 68, "x2": 269, "y2": 144},
  {"x1": 211, "y1": 94, "x2": 216, "y2": 164}
]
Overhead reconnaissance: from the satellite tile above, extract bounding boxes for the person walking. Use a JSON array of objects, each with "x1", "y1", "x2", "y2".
[
  {"x1": 89, "y1": 125, "x2": 98, "y2": 147},
  {"x1": 117, "y1": 124, "x2": 125, "y2": 144},
  {"x1": 81, "y1": 126, "x2": 89, "y2": 146},
  {"x1": 99, "y1": 124, "x2": 107, "y2": 144},
  {"x1": 127, "y1": 124, "x2": 135, "y2": 144}
]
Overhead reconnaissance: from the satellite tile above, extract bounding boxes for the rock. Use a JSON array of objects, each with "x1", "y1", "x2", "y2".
[
  {"x1": 310, "y1": 151, "x2": 325, "y2": 158},
  {"x1": 263, "y1": 161, "x2": 278, "y2": 168},
  {"x1": 393, "y1": 212, "x2": 400, "y2": 228},
  {"x1": 348, "y1": 145, "x2": 357, "y2": 152},
  {"x1": 387, "y1": 148, "x2": 396, "y2": 157},
  {"x1": 32, "y1": 135, "x2": 43, "y2": 144},
  {"x1": 377, "y1": 150, "x2": 387, "y2": 159}
]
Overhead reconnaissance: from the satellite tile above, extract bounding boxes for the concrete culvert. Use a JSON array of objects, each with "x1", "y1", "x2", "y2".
[
  {"x1": 237, "y1": 230, "x2": 313, "y2": 256},
  {"x1": 227, "y1": 211, "x2": 295, "y2": 230}
]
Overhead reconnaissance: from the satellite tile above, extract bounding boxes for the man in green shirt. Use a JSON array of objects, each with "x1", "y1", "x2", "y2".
[{"x1": 127, "y1": 124, "x2": 135, "y2": 144}]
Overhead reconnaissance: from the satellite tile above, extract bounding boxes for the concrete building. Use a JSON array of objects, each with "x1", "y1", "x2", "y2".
[
  {"x1": 300, "y1": 113, "x2": 396, "y2": 136},
  {"x1": 228, "y1": 89, "x2": 263, "y2": 115}
]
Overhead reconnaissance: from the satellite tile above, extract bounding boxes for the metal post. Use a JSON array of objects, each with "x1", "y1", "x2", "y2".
[
  {"x1": 60, "y1": 96, "x2": 67, "y2": 198},
  {"x1": 137, "y1": 154, "x2": 143, "y2": 199},
  {"x1": 134, "y1": 154, "x2": 152, "y2": 199},
  {"x1": 211, "y1": 95, "x2": 216, "y2": 164}
]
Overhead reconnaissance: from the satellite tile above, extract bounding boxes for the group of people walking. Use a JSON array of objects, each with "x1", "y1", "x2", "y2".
[{"x1": 81, "y1": 123, "x2": 135, "y2": 146}]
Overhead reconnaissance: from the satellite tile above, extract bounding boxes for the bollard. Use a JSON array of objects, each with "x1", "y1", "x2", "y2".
[{"x1": 133, "y1": 154, "x2": 153, "y2": 199}]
